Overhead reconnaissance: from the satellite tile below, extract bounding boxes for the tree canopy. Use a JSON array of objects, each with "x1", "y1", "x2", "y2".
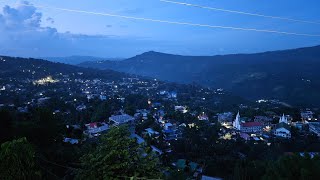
[
  {"x1": 0, "y1": 137, "x2": 41, "y2": 180},
  {"x1": 76, "y1": 125, "x2": 164, "y2": 180}
]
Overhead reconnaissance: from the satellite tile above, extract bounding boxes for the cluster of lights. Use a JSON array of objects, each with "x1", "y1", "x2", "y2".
[
  {"x1": 33, "y1": 76, "x2": 59, "y2": 85},
  {"x1": 257, "y1": 99, "x2": 268, "y2": 103}
]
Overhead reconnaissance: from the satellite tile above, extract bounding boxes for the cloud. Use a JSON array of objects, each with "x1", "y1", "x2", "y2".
[
  {"x1": 0, "y1": 1, "x2": 161, "y2": 58},
  {"x1": 1, "y1": 1, "x2": 41, "y2": 30},
  {"x1": 1, "y1": 1, "x2": 231, "y2": 58},
  {"x1": 46, "y1": 17, "x2": 54, "y2": 24}
]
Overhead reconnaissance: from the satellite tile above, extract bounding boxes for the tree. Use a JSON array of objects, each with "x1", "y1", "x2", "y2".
[
  {"x1": 76, "y1": 126, "x2": 165, "y2": 179},
  {"x1": 262, "y1": 154, "x2": 320, "y2": 180},
  {"x1": 0, "y1": 137, "x2": 41, "y2": 179},
  {"x1": 0, "y1": 109, "x2": 13, "y2": 143}
]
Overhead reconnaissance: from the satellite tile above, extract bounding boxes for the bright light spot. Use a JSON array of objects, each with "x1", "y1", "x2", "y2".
[{"x1": 33, "y1": 76, "x2": 59, "y2": 85}]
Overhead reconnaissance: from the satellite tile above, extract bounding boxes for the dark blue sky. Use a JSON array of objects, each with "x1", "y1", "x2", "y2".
[{"x1": 0, "y1": 0, "x2": 320, "y2": 58}]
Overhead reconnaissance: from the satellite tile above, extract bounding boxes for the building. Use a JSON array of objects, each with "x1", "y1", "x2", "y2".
[
  {"x1": 217, "y1": 112, "x2": 233, "y2": 124},
  {"x1": 99, "y1": 95, "x2": 107, "y2": 101},
  {"x1": 233, "y1": 112, "x2": 263, "y2": 133},
  {"x1": 168, "y1": 91, "x2": 177, "y2": 98},
  {"x1": 241, "y1": 122, "x2": 263, "y2": 133},
  {"x1": 279, "y1": 114, "x2": 288, "y2": 124},
  {"x1": 198, "y1": 112, "x2": 209, "y2": 121},
  {"x1": 76, "y1": 104, "x2": 87, "y2": 111},
  {"x1": 109, "y1": 114, "x2": 135, "y2": 126},
  {"x1": 274, "y1": 123, "x2": 291, "y2": 138},
  {"x1": 175, "y1": 106, "x2": 188, "y2": 113},
  {"x1": 162, "y1": 123, "x2": 182, "y2": 141},
  {"x1": 233, "y1": 112, "x2": 241, "y2": 131},
  {"x1": 301, "y1": 110, "x2": 314, "y2": 121},
  {"x1": 308, "y1": 122, "x2": 320, "y2": 137},
  {"x1": 63, "y1": 138, "x2": 79, "y2": 144},
  {"x1": 85, "y1": 122, "x2": 109, "y2": 137},
  {"x1": 144, "y1": 128, "x2": 160, "y2": 137}
]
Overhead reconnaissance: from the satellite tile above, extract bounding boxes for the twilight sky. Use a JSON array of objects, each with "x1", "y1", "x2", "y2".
[{"x1": 0, "y1": 0, "x2": 320, "y2": 58}]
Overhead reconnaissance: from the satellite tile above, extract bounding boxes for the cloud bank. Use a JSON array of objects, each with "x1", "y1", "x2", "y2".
[{"x1": 0, "y1": 1, "x2": 160, "y2": 58}]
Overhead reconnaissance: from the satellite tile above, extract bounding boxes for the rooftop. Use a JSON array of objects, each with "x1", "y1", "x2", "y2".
[
  {"x1": 109, "y1": 114, "x2": 134, "y2": 124},
  {"x1": 242, "y1": 122, "x2": 263, "y2": 127}
]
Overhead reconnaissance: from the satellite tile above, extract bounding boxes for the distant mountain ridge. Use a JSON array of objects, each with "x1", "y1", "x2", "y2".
[
  {"x1": 78, "y1": 45, "x2": 320, "y2": 107},
  {"x1": 0, "y1": 56, "x2": 128, "y2": 81},
  {"x1": 42, "y1": 56, "x2": 124, "y2": 65}
]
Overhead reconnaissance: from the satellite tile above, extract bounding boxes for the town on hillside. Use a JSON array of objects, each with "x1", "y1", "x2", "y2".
[{"x1": 1, "y1": 56, "x2": 320, "y2": 179}]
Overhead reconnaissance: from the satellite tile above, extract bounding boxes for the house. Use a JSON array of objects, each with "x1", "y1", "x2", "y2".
[
  {"x1": 109, "y1": 114, "x2": 135, "y2": 126},
  {"x1": 308, "y1": 122, "x2": 320, "y2": 137},
  {"x1": 85, "y1": 122, "x2": 109, "y2": 137},
  {"x1": 198, "y1": 112, "x2": 209, "y2": 121},
  {"x1": 162, "y1": 123, "x2": 182, "y2": 140},
  {"x1": 144, "y1": 128, "x2": 160, "y2": 137},
  {"x1": 63, "y1": 138, "x2": 79, "y2": 145},
  {"x1": 174, "y1": 106, "x2": 188, "y2": 113},
  {"x1": 301, "y1": 110, "x2": 314, "y2": 121},
  {"x1": 99, "y1": 95, "x2": 107, "y2": 101},
  {"x1": 76, "y1": 104, "x2": 87, "y2": 111},
  {"x1": 218, "y1": 112, "x2": 234, "y2": 128},
  {"x1": 136, "y1": 109, "x2": 149, "y2": 120},
  {"x1": 168, "y1": 91, "x2": 177, "y2": 99},
  {"x1": 274, "y1": 122, "x2": 291, "y2": 138}
]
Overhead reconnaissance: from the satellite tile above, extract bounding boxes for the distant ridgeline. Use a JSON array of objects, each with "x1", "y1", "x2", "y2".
[
  {"x1": 0, "y1": 56, "x2": 126, "y2": 80},
  {"x1": 78, "y1": 45, "x2": 320, "y2": 107}
]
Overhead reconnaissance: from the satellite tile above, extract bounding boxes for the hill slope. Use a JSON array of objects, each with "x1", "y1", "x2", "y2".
[
  {"x1": 78, "y1": 46, "x2": 320, "y2": 107},
  {"x1": 0, "y1": 56, "x2": 127, "y2": 80},
  {"x1": 0, "y1": 55, "x2": 249, "y2": 108}
]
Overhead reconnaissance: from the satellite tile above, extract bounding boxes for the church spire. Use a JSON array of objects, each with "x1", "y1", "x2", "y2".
[
  {"x1": 233, "y1": 111, "x2": 241, "y2": 130},
  {"x1": 279, "y1": 113, "x2": 288, "y2": 124}
]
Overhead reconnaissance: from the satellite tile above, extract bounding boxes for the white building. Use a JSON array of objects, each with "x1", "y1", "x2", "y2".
[
  {"x1": 279, "y1": 114, "x2": 288, "y2": 124},
  {"x1": 109, "y1": 114, "x2": 135, "y2": 126},
  {"x1": 174, "y1": 106, "x2": 188, "y2": 113},
  {"x1": 274, "y1": 123, "x2": 291, "y2": 138},
  {"x1": 198, "y1": 112, "x2": 209, "y2": 121}
]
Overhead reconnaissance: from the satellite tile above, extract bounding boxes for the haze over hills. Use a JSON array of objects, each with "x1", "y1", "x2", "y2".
[
  {"x1": 42, "y1": 56, "x2": 124, "y2": 65},
  {"x1": 78, "y1": 45, "x2": 320, "y2": 107}
]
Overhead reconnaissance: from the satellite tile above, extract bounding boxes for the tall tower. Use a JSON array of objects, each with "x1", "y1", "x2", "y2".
[
  {"x1": 233, "y1": 111, "x2": 241, "y2": 130},
  {"x1": 279, "y1": 114, "x2": 288, "y2": 124}
]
